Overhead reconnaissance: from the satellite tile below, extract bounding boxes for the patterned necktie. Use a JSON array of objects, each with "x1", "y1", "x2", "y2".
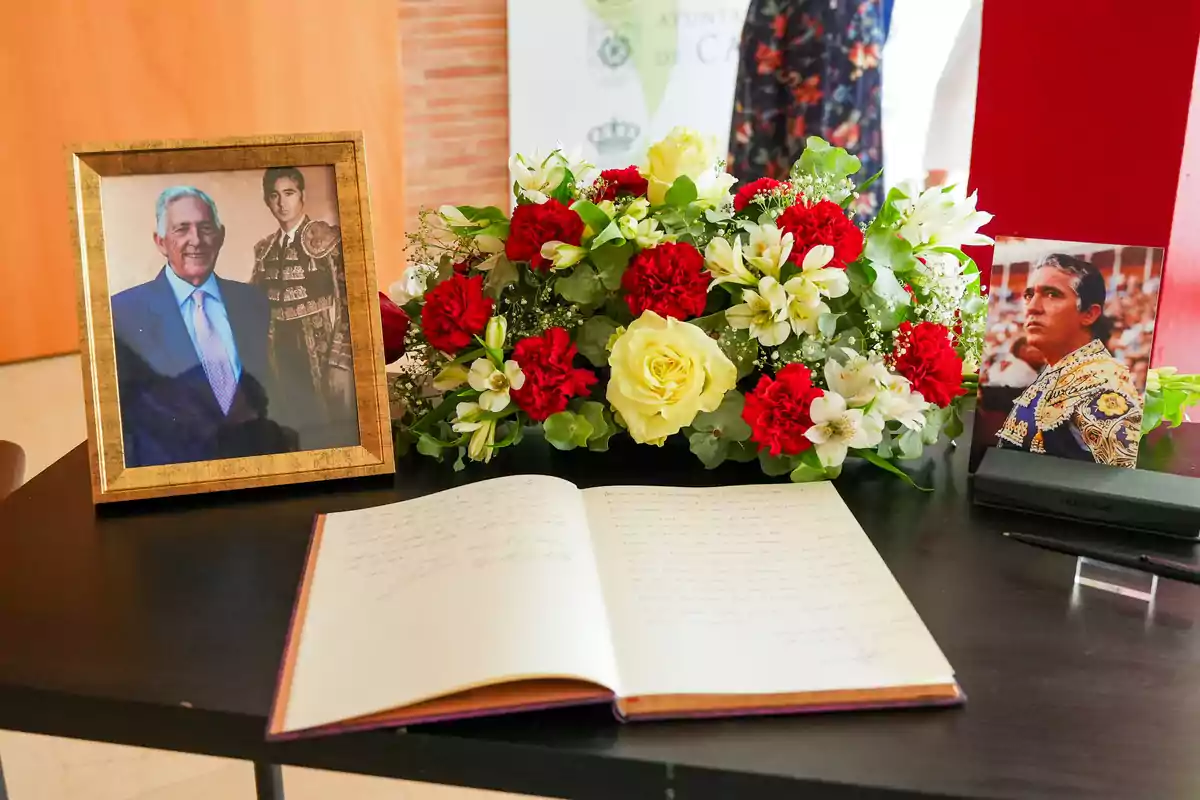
[{"x1": 191, "y1": 289, "x2": 237, "y2": 414}]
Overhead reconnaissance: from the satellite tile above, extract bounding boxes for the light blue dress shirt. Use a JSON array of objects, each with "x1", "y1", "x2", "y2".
[{"x1": 164, "y1": 267, "x2": 243, "y2": 383}]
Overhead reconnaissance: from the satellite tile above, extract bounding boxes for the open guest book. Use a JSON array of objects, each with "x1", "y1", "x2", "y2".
[{"x1": 268, "y1": 477, "x2": 962, "y2": 739}]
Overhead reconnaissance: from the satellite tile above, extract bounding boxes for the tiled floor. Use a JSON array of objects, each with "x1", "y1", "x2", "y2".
[{"x1": 0, "y1": 355, "x2": 542, "y2": 799}]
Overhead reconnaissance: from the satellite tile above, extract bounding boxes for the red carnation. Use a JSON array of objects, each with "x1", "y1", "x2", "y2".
[
  {"x1": 776, "y1": 199, "x2": 864, "y2": 270},
  {"x1": 621, "y1": 241, "x2": 711, "y2": 321},
  {"x1": 510, "y1": 327, "x2": 598, "y2": 421},
  {"x1": 734, "y1": 177, "x2": 786, "y2": 212},
  {"x1": 742, "y1": 363, "x2": 826, "y2": 457},
  {"x1": 379, "y1": 292, "x2": 410, "y2": 364},
  {"x1": 420, "y1": 274, "x2": 493, "y2": 354},
  {"x1": 505, "y1": 199, "x2": 585, "y2": 271},
  {"x1": 891, "y1": 321, "x2": 966, "y2": 408},
  {"x1": 594, "y1": 166, "x2": 648, "y2": 201}
]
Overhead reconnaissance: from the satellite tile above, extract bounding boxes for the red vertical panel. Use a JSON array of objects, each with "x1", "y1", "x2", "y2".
[{"x1": 968, "y1": 0, "x2": 1200, "y2": 302}]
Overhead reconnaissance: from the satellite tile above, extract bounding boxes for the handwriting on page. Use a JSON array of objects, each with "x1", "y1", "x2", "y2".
[
  {"x1": 325, "y1": 476, "x2": 580, "y2": 600},
  {"x1": 584, "y1": 484, "x2": 951, "y2": 694}
]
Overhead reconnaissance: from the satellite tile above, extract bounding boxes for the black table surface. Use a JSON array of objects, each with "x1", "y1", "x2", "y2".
[{"x1": 2, "y1": 427, "x2": 1200, "y2": 800}]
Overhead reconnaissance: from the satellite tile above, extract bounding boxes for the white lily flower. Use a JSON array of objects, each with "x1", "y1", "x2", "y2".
[
  {"x1": 726, "y1": 276, "x2": 790, "y2": 346},
  {"x1": 467, "y1": 358, "x2": 525, "y2": 413},
  {"x1": 790, "y1": 244, "x2": 851, "y2": 299},
  {"x1": 784, "y1": 283, "x2": 829, "y2": 338},
  {"x1": 704, "y1": 237, "x2": 757, "y2": 287},
  {"x1": 804, "y1": 391, "x2": 884, "y2": 468},
  {"x1": 388, "y1": 265, "x2": 431, "y2": 304},
  {"x1": 509, "y1": 150, "x2": 567, "y2": 205},
  {"x1": 453, "y1": 401, "x2": 498, "y2": 463},
  {"x1": 874, "y1": 374, "x2": 929, "y2": 431},
  {"x1": 596, "y1": 199, "x2": 618, "y2": 219},
  {"x1": 439, "y1": 205, "x2": 483, "y2": 228},
  {"x1": 557, "y1": 144, "x2": 597, "y2": 187},
  {"x1": 624, "y1": 196, "x2": 651, "y2": 221},
  {"x1": 452, "y1": 401, "x2": 486, "y2": 432},
  {"x1": 539, "y1": 240, "x2": 589, "y2": 269},
  {"x1": 432, "y1": 363, "x2": 469, "y2": 391},
  {"x1": 824, "y1": 353, "x2": 890, "y2": 408},
  {"x1": 484, "y1": 316, "x2": 507, "y2": 350},
  {"x1": 694, "y1": 168, "x2": 738, "y2": 207},
  {"x1": 896, "y1": 184, "x2": 994, "y2": 250},
  {"x1": 619, "y1": 217, "x2": 667, "y2": 249},
  {"x1": 744, "y1": 223, "x2": 795, "y2": 279}
]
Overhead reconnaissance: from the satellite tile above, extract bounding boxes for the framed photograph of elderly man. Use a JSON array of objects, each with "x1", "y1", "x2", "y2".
[
  {"x1": 972, "y1": 236, "x2": 1164, "y2": 472},
  {"x1": 69, "y1": 133, "x2": 394, "y2": 503}
]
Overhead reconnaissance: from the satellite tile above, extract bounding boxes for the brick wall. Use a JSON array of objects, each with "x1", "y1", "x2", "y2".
[{"x1": 399, "y1": 0, "x2": 511, "y2": 231}]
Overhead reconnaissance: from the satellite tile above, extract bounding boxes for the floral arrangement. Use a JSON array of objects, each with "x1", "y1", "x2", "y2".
[{"x1": 381, "y1": 128, "x2": 997, "y2": 486}]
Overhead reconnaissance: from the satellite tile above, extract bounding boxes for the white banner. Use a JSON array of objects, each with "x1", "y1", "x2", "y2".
[{"x1": 507, "y1": 0, "x2": 751, "y2": 171}]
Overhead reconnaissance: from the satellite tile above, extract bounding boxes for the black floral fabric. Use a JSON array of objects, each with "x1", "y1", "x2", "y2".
[{"x1": 728, "y1": 0, "x2": 885, "y2": 216}]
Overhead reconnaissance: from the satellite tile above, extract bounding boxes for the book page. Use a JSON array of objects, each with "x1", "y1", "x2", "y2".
[
  {"x1": 281, "y1": 475, "x2": 620, "y2": 734},
  {"x1": 582, "y1": 483, "x2": 954, "y2": 698}
]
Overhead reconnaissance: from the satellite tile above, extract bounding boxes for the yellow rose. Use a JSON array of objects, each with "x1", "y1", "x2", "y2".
[
  {"x1": 645, "y1": 127, "x2": 717, "y2": 206},
  {"x1": 606, "y1": 311, "x2": 738, "y2": 444}
]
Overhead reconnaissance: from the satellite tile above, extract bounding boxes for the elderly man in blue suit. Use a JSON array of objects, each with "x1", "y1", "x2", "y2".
[{"x1": 110, "y1": 186, "x2": 297, "y2": 468}]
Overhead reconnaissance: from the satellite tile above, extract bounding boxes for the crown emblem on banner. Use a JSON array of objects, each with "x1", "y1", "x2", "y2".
[{"x1": 588, "y1": 119, "x2": 640, "y2": 155}]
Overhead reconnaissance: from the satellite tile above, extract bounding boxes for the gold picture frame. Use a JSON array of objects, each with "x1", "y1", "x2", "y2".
[{"x1": 68, "y1": 132, "x2": 394, "y2": 503}]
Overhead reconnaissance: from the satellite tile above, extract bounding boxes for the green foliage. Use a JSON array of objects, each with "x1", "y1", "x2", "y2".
[
  {"x1": 555, "y1": 263, "x2": 606, "y2": 306},
  {"x1": 591, "y1": 220, "x2": 626, "y2": 249},
  {"x1": 797, "y1": 137, "x2": 862, "y2": 182},
  {"x1": 550, "y1": 168, "x2": 576, "y2": 205},
  {"x1": 758, "y1": 450, "x2": 796, "y2": 477},
  {"x1": 664, "y1": 175, "x2": 699, "y2": 207},
  {"x1": 857, "y1": 450, "x2": 931, "y2": 491},
  {"x1": 575, "y1": 315, "x2": 620, "y2": 368},
  {"x1": 846, "y1": 260, "x2": 877, "y2": 296},
  {"x1": 715, "y1": 327, "x2": 758, "y2": 379},
  {"x1": 789, "y1": 449, "x2": 827, "y2": 483},
  {"x1": 571, "y1": 200, "x2": 613, "y2": 235},
  {"x1": 591, "y1": 242, "x2": 634, "y2": 290},
  {"x1": 483, "y1": 256, "x2": 519, "y2": 298},
  {"x1": 818, "y1": 312, "x2": 844, "y2": 339},
  {"x1": 687, "y1": 392, "x2": 753, "y2": 470},
  {"x1": 865, "y1": 228, "x2": 919, "y2": 274},
  {"x1": 576, "y1": 401, "x2": 616, "y2": 452},
  {"x1": 543, "y1": 410, "x2": 594, "y2": 450},
  {"x1": 862, "y1": 266, "x2": 912, "y2": 331}
]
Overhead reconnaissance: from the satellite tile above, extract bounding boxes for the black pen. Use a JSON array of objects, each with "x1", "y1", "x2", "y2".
[{"x1": 1003, "y1": 531, "x2": 1200, "y2": 587}]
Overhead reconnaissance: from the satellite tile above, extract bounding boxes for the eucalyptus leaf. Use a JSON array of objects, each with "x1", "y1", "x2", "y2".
[
  {"x1": 688, "y1": 430, "x2": 729, "y2": 470},
  {"x1": 452, "y1": 447, "x2": 466, "y2": 472},
  {"x1": 576, "y1": 315, "x2": 620, "y2": 368},
  {"x1": 691, "y1": 391, "x2": 752, "y2": 441},
  {"x1": 759, "y1": 450, "x2": 797, "y2": 477},
  {"x1": 797, "y1": 137, "x2": 862, "y2": 182},
  {"x1": 577, "y1": 401, "x2": 615, "y2": 452},
  {"x1": 865, "y1": 228, "x2": 919, "y2": 274},
  {"x1": 543, "y1": 410, "x2": 594, "y2": 451},
  {"x1": 818, "y1": 312, "x2": 844, "y2": 339},
  {"x1": 705, "y1": 208, "x2": 733, "y2": 224},
  {"x1": 665, "y1": 175, "x2": 699, "y2": 207},
  {"x1": 591, "y1": 242, "x2": 634, "y2": 290},
  {"x1": 863, "y1": 266, "x2": 912, "y2": 332},
  {"x1": 416, "y1": 433, "x2": 445, "y2": 461},
  {"x1": 716, "y1": 327, "x2": 759, "y2": 379},
  {"x1": 846, "y1": 260, "x2": 877, "y2": 295},
  {"x1": 690, "y1": 310, "x2": 727, "y2": 334},
  {"x1": 727, "y1": 439, "x2": 760, "y2": 463},
  {"x1": 943, "y1": 405, "x2": 965, "y2": 440},
  {"x1": 897, "y1": 428, "x2": 925, "y2": 460},
  {"x1": 483, "y1": 255, "x2": 519, "y2": 298},
  {"x1": 555, "y1": 263, "x2": 605, "y2": 306}
]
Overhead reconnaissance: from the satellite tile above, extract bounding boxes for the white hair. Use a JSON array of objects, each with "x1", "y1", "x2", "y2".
[{"x1": 155, "y1": 186, "x2": 222, "y2": 237}]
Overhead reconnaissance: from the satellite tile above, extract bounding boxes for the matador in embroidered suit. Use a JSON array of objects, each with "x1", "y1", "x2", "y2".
[
  {"x1": 997, "y1": 339, "x2": 1142, "y2": 468},
  {"x1": 251, "y1": 216, "x2": 357, "y2": 449}
]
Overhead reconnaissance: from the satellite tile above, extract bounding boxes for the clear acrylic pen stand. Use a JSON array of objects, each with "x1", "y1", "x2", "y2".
[{"x1": 1073, "y1": 557, "x2": 1159, "y2": 603}]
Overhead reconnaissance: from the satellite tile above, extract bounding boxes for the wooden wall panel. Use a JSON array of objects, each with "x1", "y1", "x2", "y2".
[
  {"x1": 399, "y1": 0, "x2": 510, "y2": 227},
  {"x1": 0, "y1": 0, "x2": 404, "y2": 364}
]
